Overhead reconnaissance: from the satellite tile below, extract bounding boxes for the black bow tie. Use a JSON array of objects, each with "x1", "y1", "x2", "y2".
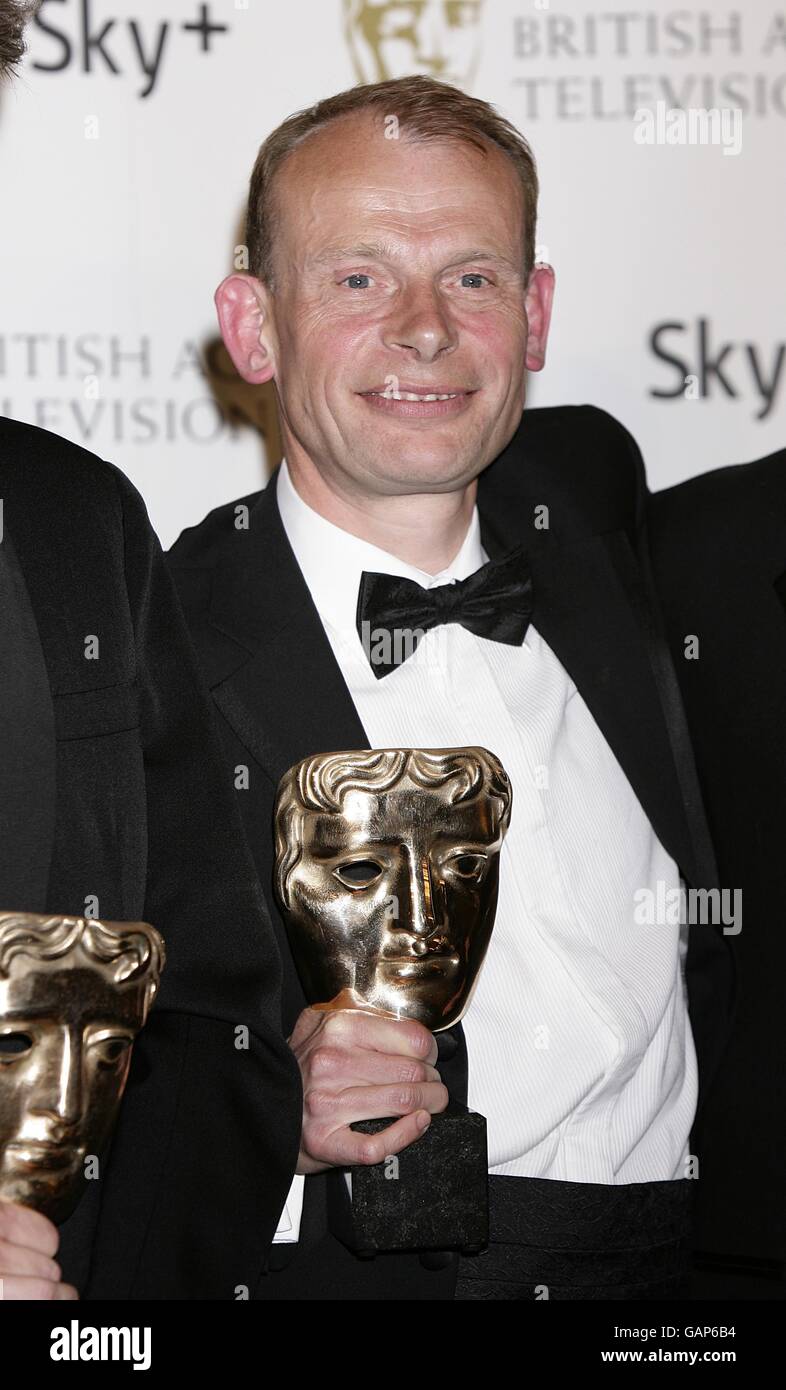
[{"x1": 355, "y1": 545, "x2": 533, "y2": 679}]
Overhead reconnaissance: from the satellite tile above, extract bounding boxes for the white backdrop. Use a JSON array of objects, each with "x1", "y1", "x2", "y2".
[{"x1": 1, "y1": 0, "x2": 784, "y2": 547}]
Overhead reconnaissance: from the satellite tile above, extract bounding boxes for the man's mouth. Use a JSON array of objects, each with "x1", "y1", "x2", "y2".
[
  {"x1": 364, "y1": 389, "x2": 465, "y2": 401},
  {"x1": 358, "y1": 384, "x2": 476, "y2": 418}
]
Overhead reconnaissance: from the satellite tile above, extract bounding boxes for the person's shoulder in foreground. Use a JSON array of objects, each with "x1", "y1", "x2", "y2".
[{"x1": 0, "y1": 415, "x2": 302, "y2": 1299}]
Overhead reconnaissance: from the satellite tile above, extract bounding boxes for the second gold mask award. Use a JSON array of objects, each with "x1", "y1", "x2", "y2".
[
  {"x1": 273, "y1": 746, "x2": 512, "y2": 1254},
  {"x1": 0, "y1": 912, "x2": 165, "y2": 1224}
]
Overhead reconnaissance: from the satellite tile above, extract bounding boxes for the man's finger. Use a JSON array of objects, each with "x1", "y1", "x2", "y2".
[
  {"x1": 288, "y1": 1005, "x2": 325, "y2": 1052},
  {"x1": 0, "y1": 1275, "x2": 72, "y2": 1301},
  {"x1": 325, "y1": 1110, "x2": 434, "y2": 1168},
  {"x1": 307, "y1": 1044, "x2": 442, "y2": 1090},
  {"x1": 0, "y1": 1201, "x2": 59, "y2": 1258},
  {"x1": 316, "y1": 1010, "x2": 439, "y2": 1066},
  {"x1": 307, "y1": 1078, "x2": 449, "y2": 1130},
  {"x1": 0, "y1": 1237, "x2": 61, "y2": 1282}
]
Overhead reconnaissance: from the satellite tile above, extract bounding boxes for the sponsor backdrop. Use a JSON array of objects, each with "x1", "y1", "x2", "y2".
[{"x1": 0, "y1": 0, "x2": 783, "y2": 546}]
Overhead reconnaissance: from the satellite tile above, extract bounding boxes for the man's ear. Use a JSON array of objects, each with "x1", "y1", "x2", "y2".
[
  {"x1": 523, "y1": 263, "x2": 556, "y2": 372},
  {"x1": 215, "y1": 273, "x2": 276, "y2": 384}
]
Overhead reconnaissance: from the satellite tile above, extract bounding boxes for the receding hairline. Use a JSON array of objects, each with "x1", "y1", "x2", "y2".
[{"x1": 256, "y1": 105, "x2": 531, "y2": 289}]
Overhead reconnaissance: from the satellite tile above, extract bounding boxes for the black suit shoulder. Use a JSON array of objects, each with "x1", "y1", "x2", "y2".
[
  {"x1": 648, "y1": 448, "x2": 786, "y2": 577},
  {"x1": 0, "y1": 416, "x2": 122, "y2": 513},
  {"x1": 167, "y1": 483, "x2": 268, "y2": 634},
  {"x1": 0, "y1": 418, "x2": 175, "y2": 692},
  {"x1": 0, "y1": 416, "x2": 167, "y2": 578},
  {"x1": 495, "y1": 401, "x2": 645, "y2": 486},
  {"x1": 518, "y1": 402, "x2": 644, "y2": 476},
  {"x1": 169, "y1": 485, "x2": 266, "y2": 567},
  {"x1": 483, "y1": 403, "x2": 647, "y2": 544}
]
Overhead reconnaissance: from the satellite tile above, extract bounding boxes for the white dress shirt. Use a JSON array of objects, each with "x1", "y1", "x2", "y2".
[{"x1": 272, "y1": 457, "x2": 696, "y2": 1242}]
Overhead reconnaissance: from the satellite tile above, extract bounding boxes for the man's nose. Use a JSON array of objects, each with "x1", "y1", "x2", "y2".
[
  {"x1": 33, "y1": 1028, "x2": 82, "y2": 1128},
  {"x1": 383, "y1": 280, "x2": 458, "y2": 361}
]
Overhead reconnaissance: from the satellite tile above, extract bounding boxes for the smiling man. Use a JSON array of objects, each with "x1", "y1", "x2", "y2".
[{"x1": 169, "y1": 74, "x2": 735, "y2": 1300}]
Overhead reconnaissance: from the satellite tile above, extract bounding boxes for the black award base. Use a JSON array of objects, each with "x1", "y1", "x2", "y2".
[{"x1": 346, "y1": 1100, "x2": 489, "y2": 1255}]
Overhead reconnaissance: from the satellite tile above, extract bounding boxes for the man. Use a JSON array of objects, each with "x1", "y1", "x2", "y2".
[
  {"x1": 0, "y1": 0, "x2": 301, "y2": 1298},
  {"x1": 647, "y1": 457, "x2": 786, "y2": 1299},
  {"x1": 0, "y1": 419, "x2": 303, "y2": 1300},
  {"x1": 169, "y1": 74, "x2": 737, "y2": 1299}
]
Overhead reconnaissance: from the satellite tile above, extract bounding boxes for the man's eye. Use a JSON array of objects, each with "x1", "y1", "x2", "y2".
[
  {"x1": 334, "y1": 860, "x2": 383, "y2": 889},
  {"x1": 460, "y1": 273, "x2": 491, "y2": 289},
  {"x1": 341, "y1": 274, "x2": 372, "y2": 290},
  {"x1": 0, "y1": 1032, "x2": 32, "y2": 1059},
  {"x1": 90, "y1": 1036, "x2": 132, "y2": 1065}
]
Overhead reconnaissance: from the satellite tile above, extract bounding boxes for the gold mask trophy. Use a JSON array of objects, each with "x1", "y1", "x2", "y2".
[
  {"x1": 0, "y1": 912, "x2": 165, "y2": 1223},
  {"x1": 274, "y1": 746, "x2": 512, "y2": 1254}
]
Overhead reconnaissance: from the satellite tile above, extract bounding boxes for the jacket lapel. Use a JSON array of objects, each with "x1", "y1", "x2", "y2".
[{"x1": 207, "y1": 469, "x2": 369, "y2": 785}]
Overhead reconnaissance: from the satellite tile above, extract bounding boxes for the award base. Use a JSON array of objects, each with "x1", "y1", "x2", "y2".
[{"x1": 347, "y1": 1101, "x2": 488, "y2": 1255}]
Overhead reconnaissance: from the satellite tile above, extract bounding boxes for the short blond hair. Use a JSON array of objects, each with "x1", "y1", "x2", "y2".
[{"x1": 246, "y1": 74, "x2": 538, "y2": 291}]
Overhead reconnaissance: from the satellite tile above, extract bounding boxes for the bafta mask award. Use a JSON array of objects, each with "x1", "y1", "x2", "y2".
[
  {"x1": 0, "y1": 911, "x2": 165, "y2": 1223},
  {"x1": 273, "y1": 746, "x2": 512, "y2": 1254}
]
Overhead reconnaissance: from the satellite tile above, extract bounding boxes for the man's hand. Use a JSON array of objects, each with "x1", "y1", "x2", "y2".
[
  {"x1": 0, "y1": 1200, "x2": 78, "y2": 1300},
  {"x1": 290, "y1": 1007, "x2": 449, "y2": 1174}
]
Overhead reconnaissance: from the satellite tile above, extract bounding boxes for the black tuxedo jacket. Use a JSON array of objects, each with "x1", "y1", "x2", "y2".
[
  {"x1": 0, "y1": 417, "x2": 302, "y2": 1300},
  {"x1": 169, "y1": 403, "x2": 736, "y2": 1301},
  {"x1": 648, "y1": 453, "x2": 786, "y2": 1297}
]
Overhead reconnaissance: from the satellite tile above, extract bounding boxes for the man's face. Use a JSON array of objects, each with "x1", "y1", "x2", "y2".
[
  {"x1": 221, "y1": 111, "x2": 553, "y2": 501},
  {"x1": 284, "y1": 781, "x2": 503, "y2": 1029},
  {"x1": 0, "y1": 961, "x2": 145, "y2": 1221}
]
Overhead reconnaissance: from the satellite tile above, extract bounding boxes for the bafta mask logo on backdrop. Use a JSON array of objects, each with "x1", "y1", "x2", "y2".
[
  {"x1": 273, "y1": 746, "x2": 511, "y2": 1030},
  {"x1": 344, "y1": 0, "x2": 485, "y2": 89},
  {"x1": 0, "y1": 912, "x2": 165, "y2": 1222}
]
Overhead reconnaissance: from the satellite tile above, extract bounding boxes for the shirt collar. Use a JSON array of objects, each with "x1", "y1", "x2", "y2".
[{"x1": 276, "y1": 456, "x2": 488, "y2": 640}]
